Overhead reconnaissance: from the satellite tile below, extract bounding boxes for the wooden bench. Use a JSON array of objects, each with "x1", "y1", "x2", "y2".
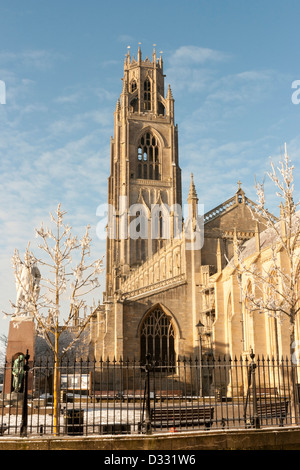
[
  {"x1": 241, "y1": 386, "x2": 279, "y2": 398},
  {"x1": 150, "y1": 405, "x2": 214, "y2": 430},
  {"x1": 156, "y1": 390, "x2": 183, "y2": 401},
  {"x1": 256, "y1": 400, "x2": 289, "y2": 426},
  {"x1": 121, "y1": 390, "x2": 182, "y2": 401},
  {"x1": 122, "y1": 390, "x2": 155, "y2": 401},
  {"x1": 256, "y1": 387, "x2": 278, "y2": 398},
  {"x1": 90, "y1": 391, "x2": 119, "y2": 402}
]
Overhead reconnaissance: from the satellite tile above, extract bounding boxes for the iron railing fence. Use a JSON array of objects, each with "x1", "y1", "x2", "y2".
[{"x1": 1, "y1": 353, "x2": 300, "y2": 437}]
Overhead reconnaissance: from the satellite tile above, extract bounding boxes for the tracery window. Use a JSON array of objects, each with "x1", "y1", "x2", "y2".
[
  {"x1": 144, "y1": 78, "x2": 151, "y2": 111},
  {"x1": 140, "y1": 307, "x2": 175, "y2": 366},
  {"x1": 131, "y1": 80, "x2": 137, "y2": 93},
  {"x1": 137, "y1": 132, "x2": 160, "y2": 180}
]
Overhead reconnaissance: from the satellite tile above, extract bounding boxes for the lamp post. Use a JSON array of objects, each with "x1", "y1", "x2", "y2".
[
  {"x1": 250, "y1": 349, "x2": 260, "y2": 429},
  {"x1": 196, "y1": 320, "x2": 204, "y2": 397},
  {"x1": 20, "y1": 349, "x2": 30, "y2": 437}
]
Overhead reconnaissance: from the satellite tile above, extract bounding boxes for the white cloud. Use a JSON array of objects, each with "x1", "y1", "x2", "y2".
[
  {"x1": 94, "y1": 87, "x2": 116, "y2": 102},
  {"x1": 118, "y1": 35, "x2": 135, "y2": 44},
  {"x1": 0, "y1": 120, "x2": 109, "y2": 330},
  {"x1": 165, "y1": 44, "x2": 287, "y2": 111},
  {"x1": 0, "y1": 49, "x2": 65, "y2": 70},
  {"x1": 0, "y1": 75, "x2": 113, "y2": 329},
  {"x1": 206, "y1": 69, "x2": 281, "y2": 105},
  {"x1": 165, "y1": 45, "x2": 230, "y2": 94},
  {"x1": 101, "y1": 59, "x2": 119, "y2": 68},
  {"x1": 169, "y1": 45, "x2": 230, "y2": 65},
  {"x1": 55, "y1": 92, "x2": 83, "y2": 104},
  {"x1": 180, "y1": 133, "x2": 300, "y2": 222}
]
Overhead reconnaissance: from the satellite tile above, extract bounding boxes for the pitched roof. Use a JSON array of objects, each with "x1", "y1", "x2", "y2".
[
  {"x1": 239, "y1": 211, "x2": 300, "y2": 261},
  {"x1": 204, "y1": 184, "x2": 277, "y2": 226}
]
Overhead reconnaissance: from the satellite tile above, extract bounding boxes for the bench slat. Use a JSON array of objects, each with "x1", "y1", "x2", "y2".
[
  {"x1": 151, "y1": 406, "x2": 214, "y2": 428},
  {"x1": 257, "y1": 400, "x2": 289, "y2": 417}
]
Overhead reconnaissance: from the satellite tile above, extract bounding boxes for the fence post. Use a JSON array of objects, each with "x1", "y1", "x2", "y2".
[
  {"x1": 20, "y1": 350, "x2": 30, "y2": 437},
  {"x1": 250, "y1": 350, "x2": 260, "y2": 429},
  {"x1": 144, "y1": 353, "x2": 152, "y2": 435}
]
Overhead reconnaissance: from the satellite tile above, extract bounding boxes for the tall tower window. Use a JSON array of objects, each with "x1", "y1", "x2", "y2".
[
  {"x1": 144, "y1": 78, "x2": 151, "y2": 111},
  {"x1": 137, "y1": 132, "x2": 160, "y2": 180}
]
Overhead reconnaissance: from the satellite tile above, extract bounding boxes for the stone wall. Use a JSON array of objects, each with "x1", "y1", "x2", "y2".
[{"x1": 1, "y1": 427, "x2": 300, "y2": 450}]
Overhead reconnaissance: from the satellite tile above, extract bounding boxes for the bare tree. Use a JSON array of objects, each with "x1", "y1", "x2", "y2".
[
  {"x1": 0, "y1": 334, "x2": 7, "y2": 380},
  {"x1": 4, "y1": 204, "x2": 103, "y2": 434},
  {"x1": 234, "y1": 144, "x2": 300, "y2": 417},
  {"x1": 236, "y1": 144, "x2": 300, "y2": 357}
]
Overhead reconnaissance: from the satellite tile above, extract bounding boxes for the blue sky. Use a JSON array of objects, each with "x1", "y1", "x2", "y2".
[{"x1": 1, "y1": 0, "x2": 300, "y2": 336}]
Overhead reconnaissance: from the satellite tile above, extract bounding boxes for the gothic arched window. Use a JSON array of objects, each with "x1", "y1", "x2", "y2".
[
  {"x1": 131, "y1": 80, "x2": 137, "y2": 93},
  {"x1": 137, "y1": 132, "x2": 160, "y2": 180},
  {"x1": 144, "y1": 78, "x2": 151, "y2": 111},
  {"x1": 140, "y1": 307, "x2": 175, "y2": 366}
]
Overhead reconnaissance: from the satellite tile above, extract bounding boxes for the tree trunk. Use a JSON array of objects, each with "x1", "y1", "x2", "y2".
[
  {"x1": 290, "y1": 313, "x2": 299, "y2": 423},
  {"x1": 53, "y1": 330, "x2": 60, "y2": 435}
]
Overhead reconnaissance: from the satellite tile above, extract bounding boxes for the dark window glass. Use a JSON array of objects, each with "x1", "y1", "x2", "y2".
[
  {"x1": 140, "y1": 308, "x2": 175, "y2": 368},
  {"x1": 136, "y1": 132, "x2": 160, "y2": 180}
]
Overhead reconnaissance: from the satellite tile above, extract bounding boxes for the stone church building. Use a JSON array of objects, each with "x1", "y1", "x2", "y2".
[{"x1": 88, "y1": 47, "x2": 294, "y2": 367}]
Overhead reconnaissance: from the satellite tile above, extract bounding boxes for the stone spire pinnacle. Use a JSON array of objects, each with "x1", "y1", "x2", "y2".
[
  {"x1": 188, "y1": 173, "x2": 198, "y2": 201},
  {"x1": 167, "y1": 84, "x2": 174, "y2": 100},
  {"x1": 187, "y1": 173, "x2": 198, "y2": 221},
  {"x1": 137, "y1": 44, "x2": 142, "y2": 63},
  {"x1": 152, "y1": 44, "x2": 156, "y2": 63}
]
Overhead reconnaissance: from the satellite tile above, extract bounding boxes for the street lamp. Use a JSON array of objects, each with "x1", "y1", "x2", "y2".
[
  {"x1": 196, "y1": 320, "x2": 205, "y2": 336},
  {"x1": 196, "y1": 320, "x2": 204, "y2": 397}
]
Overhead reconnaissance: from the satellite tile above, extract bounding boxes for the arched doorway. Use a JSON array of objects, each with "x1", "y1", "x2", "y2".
[{"x1": 140, "y1": 306, "x2": 175, "y2": 366}]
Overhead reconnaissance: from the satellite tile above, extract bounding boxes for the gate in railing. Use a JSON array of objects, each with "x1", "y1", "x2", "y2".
[{"x1": 0, "y1": 352, "x2": 299, "y2": 436}]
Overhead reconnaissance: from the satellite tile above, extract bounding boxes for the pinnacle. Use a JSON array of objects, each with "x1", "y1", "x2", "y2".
[
  {"x1": 188, "y1": 173, "x2": 198, "y2": 200},
  {"x1": 167, "y1": 84, "x2": 173, "y2": 100}
]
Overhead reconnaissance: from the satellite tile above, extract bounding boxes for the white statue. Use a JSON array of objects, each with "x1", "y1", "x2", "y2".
[{"x1": 15, "y1": 253, "x2": 41, "y2": 316}]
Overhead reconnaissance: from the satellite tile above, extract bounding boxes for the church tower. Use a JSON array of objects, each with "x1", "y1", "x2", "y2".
[
  {"x1": 90, "y1": 47, "x2": 281, "y2": 365},
  {"x1": 105, "y1": 46, "x2": 182, "y2": 299}
]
